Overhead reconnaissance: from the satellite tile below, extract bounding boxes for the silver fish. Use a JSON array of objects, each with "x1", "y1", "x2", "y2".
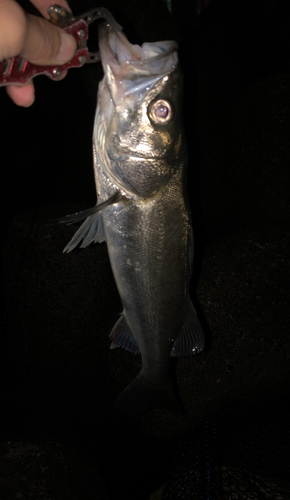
[{"x1": 62, "y1": 21, "x2": 204, "y2": 414}]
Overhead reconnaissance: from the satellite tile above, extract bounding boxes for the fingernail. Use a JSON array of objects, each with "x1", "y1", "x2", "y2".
[{"x1": 55, "y1": 32, "x2": 77, "y2": 64}]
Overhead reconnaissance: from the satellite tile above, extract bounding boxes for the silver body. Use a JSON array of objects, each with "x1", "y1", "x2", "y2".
[{"x1": 65, "y1": 25, "x2": 204, "y2": 413}]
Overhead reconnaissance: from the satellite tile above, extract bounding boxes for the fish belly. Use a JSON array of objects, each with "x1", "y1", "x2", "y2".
[{"x1": 103, "y1": 175, "x2": 189, "y2": 387}]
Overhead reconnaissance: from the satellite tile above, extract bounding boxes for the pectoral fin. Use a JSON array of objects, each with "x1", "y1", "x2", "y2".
[
  {"x1": 59, "y1": 193, "x2": 129, "y2": 253},
  {"x1": 63, "y1": 212, "x2": 105, "y2": 253},
  {"x1": 56, "y1": 193, "x2": 122, "y2": 224},
  {"x1": 54, "y1": 193, "x2": 131, "y2": 253},
  {"x1": 171, "y1": 297, "x2": 204, "y2": 356}
]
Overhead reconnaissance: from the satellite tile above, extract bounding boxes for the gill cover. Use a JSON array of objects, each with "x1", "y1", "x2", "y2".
[{"x1": 95, "y1": 24, "x2": 185, "y2": 198}]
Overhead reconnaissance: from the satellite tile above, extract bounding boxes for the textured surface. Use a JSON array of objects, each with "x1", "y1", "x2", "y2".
[{"x1": 83, "y1": 25, "x2": 201, "y2": 413}]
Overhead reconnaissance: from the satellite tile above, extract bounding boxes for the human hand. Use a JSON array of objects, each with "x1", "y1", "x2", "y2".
[{"x1": 0, "y1": 0, "x2": 77, "y2": 106}]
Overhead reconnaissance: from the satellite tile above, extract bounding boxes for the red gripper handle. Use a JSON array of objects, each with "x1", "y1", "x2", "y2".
[{"x1": 0, "y1": 18, "x2": 88, "y2": 87}]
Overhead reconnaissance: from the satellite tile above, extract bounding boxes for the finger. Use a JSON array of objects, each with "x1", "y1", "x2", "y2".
[
  {"x1": 6, "y1": 68, "x2": 68, "y2": 107},
  {"x1": 1, "y1": 0, "x2": 74, "y2": 107},
  {"x1": 0, "y1": 0, "x2": 27, "y2": 60},
  {"x1": 6, "y1": 81, "x2": 35, "y2": 107},
  {"x1": 29, "y1": 0, "x2": 72, "y2": 20},
  {"x1": 0, "y1": 0, "x2": 76, "y2": 64},
  {"x1": 22, "y1": 14, "x2": 76, "y2": 65}
]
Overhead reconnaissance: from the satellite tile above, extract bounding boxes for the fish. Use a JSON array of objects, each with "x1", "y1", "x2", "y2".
[{"x1": 62, "y1": 20, "x2": 204, "y2": 415}]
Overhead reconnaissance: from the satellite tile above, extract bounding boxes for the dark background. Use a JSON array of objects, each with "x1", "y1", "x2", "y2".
[{"x1": 1, "y1": 1, "x2": 289, "y2": 498}]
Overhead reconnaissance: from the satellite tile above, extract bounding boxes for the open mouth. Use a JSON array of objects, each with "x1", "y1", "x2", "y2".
[{"x1": 98, "y1": 22, "x2": 178, "y2": 82}]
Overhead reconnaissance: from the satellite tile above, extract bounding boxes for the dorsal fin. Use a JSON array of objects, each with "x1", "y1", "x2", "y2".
[{"x1": 171, "y1": 297, "x2": 204, "y2": 356}]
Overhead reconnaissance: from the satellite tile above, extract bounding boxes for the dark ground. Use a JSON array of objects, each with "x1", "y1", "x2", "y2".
[{"x1": 1, "y1": 0, "x2": 290, "y2": 498}]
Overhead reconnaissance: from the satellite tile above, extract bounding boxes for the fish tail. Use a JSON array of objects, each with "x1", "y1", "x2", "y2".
[{"x1": 114, "y1": 373, "x2": 182, "y2": 415}]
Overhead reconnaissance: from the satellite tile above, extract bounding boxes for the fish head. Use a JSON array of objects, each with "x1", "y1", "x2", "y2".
[{"x1": 94, "y1": 24, "x2": 186, "y2": 199}]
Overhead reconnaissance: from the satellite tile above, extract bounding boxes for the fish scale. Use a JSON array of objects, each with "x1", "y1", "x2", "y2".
[
  {"x1": 104, "y1": 178, "x2": 188, "y2": 384},
  {"x1": 62, "y1": 18, "x2": 204, "y2": 414}
]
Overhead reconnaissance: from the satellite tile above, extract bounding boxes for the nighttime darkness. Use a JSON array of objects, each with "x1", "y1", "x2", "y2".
[{"x1": 1, "y1": 0, "x2": 290, "y2": 498}]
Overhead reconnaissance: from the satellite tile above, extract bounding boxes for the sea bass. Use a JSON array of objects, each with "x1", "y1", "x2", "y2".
[{"x1": 63, "y1": 21, "x2": 204, "y2": 414}]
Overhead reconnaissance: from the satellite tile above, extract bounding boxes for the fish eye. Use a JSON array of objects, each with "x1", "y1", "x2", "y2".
[{"x1": 148, "y1": 99, "x2": 174, "y2": 125}]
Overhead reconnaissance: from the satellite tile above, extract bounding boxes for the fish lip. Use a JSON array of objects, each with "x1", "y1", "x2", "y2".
[{"x1": 98, "y1": 23, "x2": 178, "y2": 79}]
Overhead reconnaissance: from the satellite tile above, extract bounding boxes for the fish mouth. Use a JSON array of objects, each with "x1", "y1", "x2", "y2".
[{"x1": 98, "y1": 22, "x2": 178, "y2": 93}]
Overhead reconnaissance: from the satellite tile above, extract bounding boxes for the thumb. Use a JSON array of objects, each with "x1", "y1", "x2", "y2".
[{"x1": 21, "y1": 13, "x2": 77, "y2": 65}]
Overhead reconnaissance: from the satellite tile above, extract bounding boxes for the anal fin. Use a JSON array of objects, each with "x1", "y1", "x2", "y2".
[{"x1": 110, "y1": 313, "x2": 139, "y2": 354}]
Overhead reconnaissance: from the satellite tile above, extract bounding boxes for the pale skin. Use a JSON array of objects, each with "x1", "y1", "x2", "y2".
[{"x1": 0, "y1": 0, "x2": 76, "y2": 106}]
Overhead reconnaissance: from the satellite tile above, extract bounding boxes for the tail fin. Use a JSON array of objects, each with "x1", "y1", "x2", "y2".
[{"x1": 114, "y1": 373, "x2": 182, "y2": 415}]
